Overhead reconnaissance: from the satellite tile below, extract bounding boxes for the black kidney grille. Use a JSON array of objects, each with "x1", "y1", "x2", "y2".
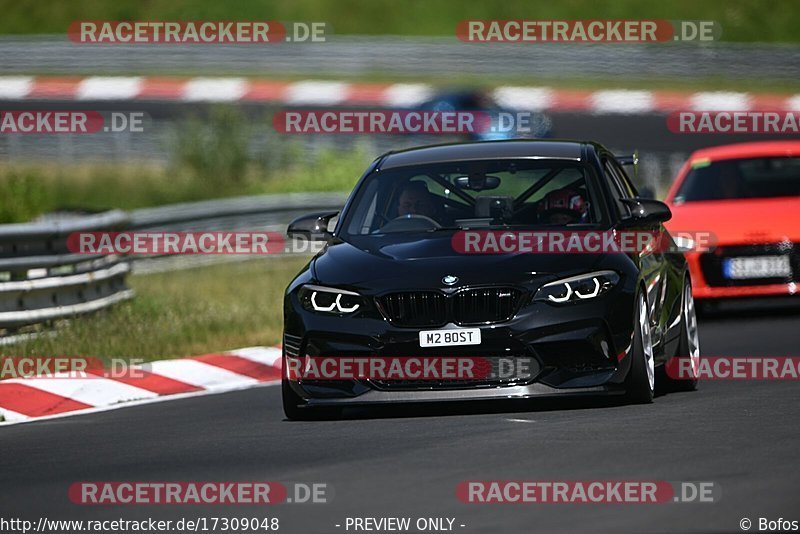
[
  {"x1": 453, "y1": 288, "x2": 522, "y2": 325},
  {"x1": 377, "y1": 287, "x2": 524, "y2": 327},
  {"x1": 377, "y1": 291, "x2": 446, "y2": 327}
]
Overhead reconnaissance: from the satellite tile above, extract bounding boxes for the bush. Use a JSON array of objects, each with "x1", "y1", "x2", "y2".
[
  {"x1": 0, "y1": 170, "x2": 53, "y2": 224},
  {"x1": 173, "y1": 106, "x2": 251, "y2": 190}
]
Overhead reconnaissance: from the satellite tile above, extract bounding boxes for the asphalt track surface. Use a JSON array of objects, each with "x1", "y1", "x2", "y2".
[{"x1": 1, "y1": 303, "x2": 799, "y2": 534}]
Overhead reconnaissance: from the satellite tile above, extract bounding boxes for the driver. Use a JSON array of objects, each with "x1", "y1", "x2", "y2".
[
  {"x1": 538, "y1": 188, "x2": 589, "y2": 224},
  {"x1": 397, "y1": 181, "x2": 438, "y2": 219}
]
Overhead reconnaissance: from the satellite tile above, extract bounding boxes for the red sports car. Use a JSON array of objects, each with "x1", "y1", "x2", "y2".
[{"x1": 664, "y1": 141, "x2": 800, "y2": 301}]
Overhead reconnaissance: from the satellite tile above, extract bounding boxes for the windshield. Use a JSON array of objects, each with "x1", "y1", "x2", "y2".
[
  {"x1": 674, "y1": 156, "x2": 800, "y2": 203},
  {"x1": 340, "y1": 158, "x2": 602, "y2": 237}
]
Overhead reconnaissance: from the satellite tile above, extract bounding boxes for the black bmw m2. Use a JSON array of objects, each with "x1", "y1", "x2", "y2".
[{"x1": 282, "y1": 140, "x2": 700, "y2": 419}]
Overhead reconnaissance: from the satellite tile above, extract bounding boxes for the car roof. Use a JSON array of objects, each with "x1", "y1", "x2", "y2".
[
  {"x1": 687, "y1": 140, "x2": 800, "y2": 162},
  {"x1": 378, "y1": 140, "x2": 591, "y2": 169}
]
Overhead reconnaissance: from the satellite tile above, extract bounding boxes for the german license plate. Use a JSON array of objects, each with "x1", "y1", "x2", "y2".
[
  {"x1": 722, "y1": 256, "x2": 791, "y2": 279},
  {"x1": 419, "y1": 328, "x2": 481, "y2": 347}
]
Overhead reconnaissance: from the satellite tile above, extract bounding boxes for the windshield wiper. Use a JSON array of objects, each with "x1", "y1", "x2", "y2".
[{"x1": 427, "y1": 226, "x2": 465, "y2": 232}]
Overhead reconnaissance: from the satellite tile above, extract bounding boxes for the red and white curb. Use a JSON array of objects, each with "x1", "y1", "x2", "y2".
[
  {"x1": 1, "y1": 75, "x2": 799, "y2": 114},
  {"x1": 0, "y1": 346, "x2": 282, "y2": 425}
]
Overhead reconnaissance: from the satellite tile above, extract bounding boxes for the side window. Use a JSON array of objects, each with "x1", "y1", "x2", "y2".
[
  {"x1": 346, "y1": 178, "x2": 382, "y2": 234},
  {"x1": 610, "y1": 159, "x2": 638, "y2": 198},
  {"x1": 602, "y1": 159, "x2": 629, "y2": 217}
]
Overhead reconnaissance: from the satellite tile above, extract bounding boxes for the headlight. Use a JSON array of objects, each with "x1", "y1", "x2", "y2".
[
  {"x1": 534, "y1": 271, "x2": 619, "y2": 304},
  {"x1": 298, "y1": 284, "x2": 363, "y2": 314}
]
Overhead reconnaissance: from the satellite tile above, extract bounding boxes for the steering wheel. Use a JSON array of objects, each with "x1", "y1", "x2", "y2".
[{"x1": 377, "y1": 214, "x2": 442, "y2": 233}]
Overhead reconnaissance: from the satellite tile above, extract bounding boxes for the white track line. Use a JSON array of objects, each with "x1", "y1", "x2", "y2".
[
  {"x1": 0, "y1": 76, "x2": 33, "y2": 99},
  {"x1": 182, "y1": 77, "x2": 248, "y2": 102},
  {"x1": 0, "y1": 380, "x2": 280, "y2": 426},
  {"x1": 2, "y1": 374, "x2": 158, "y2": 406},
  {"x1": 383, "y1": 83, "x2": 433, "y2": 107},
  {"x1": 285, "y1": 80, "x2": 349, "y2": 105},
  {"x1": 591, "y1": 90, "x2": 655, "y2": 114},
  {"x1": 77, "y1": 76, "x2": 142, "y2": 100},
  {"x1": 227, "y1": 346, "x2": 283, "y2": 367},
  {"x1": 146, "y1": 359, "x2": 260, "y2": 390},
  {"x1": 690, "y1": 91, "x2": 751, "y2": 111},
  {"x1": 492, "y1": 86, "x2": 553, "y2": 111},
  {"x1": 0, "y1": 407, "x2": 30, "y2": 423}
]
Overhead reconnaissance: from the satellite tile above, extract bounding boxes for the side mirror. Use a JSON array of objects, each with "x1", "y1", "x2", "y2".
[
  {"x1": 619, "y1": 198, "x2": 672, "y2": 226},
  {"x1": 616, "y1": 153, "x2": 638, "y2": 167},
  {"x1": 287, "y1": 211, "x2": 339, "y2": 241}
]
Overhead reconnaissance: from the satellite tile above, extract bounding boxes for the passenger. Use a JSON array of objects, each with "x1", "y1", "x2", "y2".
[{"x1": 538, "y1": 188, "x2": 589, "y2": 224}]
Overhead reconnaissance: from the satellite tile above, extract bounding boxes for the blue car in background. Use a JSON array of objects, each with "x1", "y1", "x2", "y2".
[{"x1": 418, "y1": 90, "x2": 553, "y2": 141}]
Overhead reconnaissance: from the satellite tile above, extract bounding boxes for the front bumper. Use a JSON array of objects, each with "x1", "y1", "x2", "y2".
[
  {"x1": 283, "y1": 284, "x2": 636, "y2": 405},
  {"x1": 302, "y1": 382, "x2": 624, "y2": 407}
]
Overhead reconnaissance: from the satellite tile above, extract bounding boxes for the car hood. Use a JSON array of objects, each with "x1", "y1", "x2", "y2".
[
  {"x1": 312, "y1": 234, "x2": 612, "y2": 290},
  {"x1": 666, "y1": 197, "x2": 800, "y2": 247}
]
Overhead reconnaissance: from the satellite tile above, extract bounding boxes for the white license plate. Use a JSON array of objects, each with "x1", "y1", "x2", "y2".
[
  {"x1": 419, "y1": 328, "x2": 481, "y2": 347},
  {"x1": 722, "y1": 256, "x2": 791, "y2": 279}
]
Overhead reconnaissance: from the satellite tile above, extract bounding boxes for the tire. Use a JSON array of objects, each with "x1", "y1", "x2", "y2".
[
  {"x1": 667, "y1": 279, "x2": 701, "y2": 392},
  {"x1": 282, "y1": 378, "x2": 342, "y2": 421},
  {"x1": 624, "y1": 292, "x2": 655, "y2": 404}
]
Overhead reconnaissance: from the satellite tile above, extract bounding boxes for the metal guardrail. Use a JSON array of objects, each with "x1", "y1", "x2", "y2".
[
  {"x1": 1, "y1": 36, "x2": 799, "y2": 79},
  {"x1": 128, "y1": 192, "x2": 348, "y2": 274},
  {"x1": 129, "y1": 192, "x2": 349, "y2": 231},
  {"x1": 0, "y1": 210, "x2": 132, "y2": 332},
  {"x1": 0, "y1": 193, "x2": 348, "y2": 336}
]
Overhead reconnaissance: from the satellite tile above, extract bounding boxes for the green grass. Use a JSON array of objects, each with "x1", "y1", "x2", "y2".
[
  {"x1": 1, "y1": 257, "x2": 310, "y2": 360},
  {"x1": 0, "y1": 146, "x2": 370, "y2": 223},
  {"x1": 0, "y1": 164, "x2": 230, "y2": 222},
  {"x1": 1, "y1": 0, "x2": 798, "y2": 42},
  {"x1": 0, "y1": 105, "x2": 373, "y2": 223},
  {"x1": 257, "y1": 144, "x2": 371, "y2": 194}
]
